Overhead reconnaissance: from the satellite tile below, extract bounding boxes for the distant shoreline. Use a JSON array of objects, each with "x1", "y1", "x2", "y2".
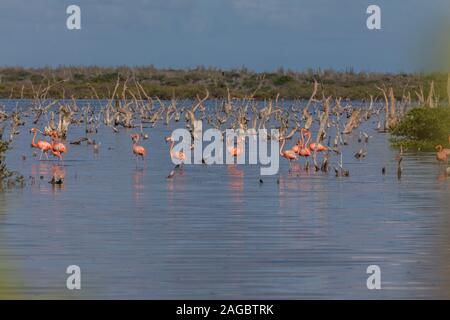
[{"x1": 0, "y1": 66, "x2": 448, "y2": 101}]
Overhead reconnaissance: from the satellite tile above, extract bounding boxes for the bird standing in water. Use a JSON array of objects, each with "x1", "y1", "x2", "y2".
[
  {"x1": 300, "y1": 128, "x2": 328, "y2": 152},
  {"x1": 435, "y1": 145, "x2": 450, "y2": 163},
  {"x1": 30, "y1": 128, "x2": 52, "y2": 160},
  {"x1": 297, "y1": 128, "x2": 311, "y2": 169},
  {"x1": 165, "y1": 136, "x2": 186, "y2": 163},
  {"x1": 227, "y1": 136, "x2": 244, "y2": 157},
  {"x1": 131, "y1": 133, "x2": 146, "y2": 165},
  {"x1": 50, "y1": 131, "x2": 67, "y2": 162},
  {"x1": 309, "y1": 140, "x2": 328, "y2": 152},
  {"x1": 291, "y1": 129, "x2": 303, "y2": 154},
  {"x1": 298, "y1": 129, "x2": 312, "y2": 156},
  {"x1": 279, "y1": 138, "x2": 297, "y2": 170}
]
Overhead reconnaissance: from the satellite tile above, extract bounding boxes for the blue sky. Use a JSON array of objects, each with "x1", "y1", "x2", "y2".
[{"x1": 0, "y1": 0, "x2": 448, "y2": 72}]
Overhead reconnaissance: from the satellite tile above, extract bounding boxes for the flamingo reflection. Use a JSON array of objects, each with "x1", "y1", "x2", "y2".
[
  {"x1": 227, "y1": 165, "x2": 244, "y2": 205},
  {"x1": 133, "y1": 168, "x2": 145, "y2": 202}
]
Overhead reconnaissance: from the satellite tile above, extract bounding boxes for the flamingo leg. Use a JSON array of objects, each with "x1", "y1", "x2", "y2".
[
  {"x1": 55, "y1": 151, "x2": 63, "y2": 164},
  {"x1": 39, "y1": 150, "x2": 43, "y2": 160}
]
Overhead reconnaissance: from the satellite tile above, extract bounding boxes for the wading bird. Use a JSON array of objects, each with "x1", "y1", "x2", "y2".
[
  {"x1": 131, "y1": 133, "x2": 146, "y2": 164},
  {"x1": 297, "y1": 128, "x2": 311, "y2": 168},
  {"x1": 290, "y1": 129, "x2": 304, "y2": 155},
  {"x1": 300, "y1": 128, "x2": 328, "y2": 152},
  {"x1": 309, "y1": 140, "x2": 328, "y2": 152},
  {"x1": 279, "y1": 138, "x2": 297, "y2": 170},
  {"x1": 50, "y1": 131, "x2": 67, "y2": 161},
  {"x1": 298, "y1": 129, "x2": 312, "y2": 156},
  {"x1": 227, "y1": 136, "x2": 244, "y2": 157},
  {"x1": 30, "y1": 128, "x2": 52, "y2": 160},
  {"x1": 435, "y1": 145, "x2": 450, "y2": 163},
  {"x1": 166, "y1": 136, "x2": 186, "y2": 163}
]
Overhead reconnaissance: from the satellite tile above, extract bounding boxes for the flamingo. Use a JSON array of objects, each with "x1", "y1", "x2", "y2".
[
  {"x1": 309, "y1": 141, "x2": 328, "y2": 152},
  {"x1": 291, "y1": 128, "x2": 306, "y2": 154},
  {"x1": 50, "y1": 131, "x2": 67, "y2": 161},
  {"x1": 298, "y1": 129, "x2": 312, "y2": 158},
  {"x1": 435, "y1": 145, "x2": 450, "y2": 163},
  {"x1": 294, "y1": 128, "x2": 311, "y2": 169},
  {"x1": 301, "y1": 128, "x2": 328, "y2": 152},
  {"x1": 166, "y1": 136, "x2": 187, "y2": 163},
  {"x1": 291, "y1": 144, "x2": 301, "y2": 154},
  {"x1": 279, "y1": 138, "x2": 297, "y2": 170},
  {"x1": 131, "y1": 133, "x2": 146, "y2": 163},
  {"x1": 30, "y1": 128, "x2": 52, "y2": 160},
  {"x1": 227, "y1": 136, "x2": 244, "y2": 157}
]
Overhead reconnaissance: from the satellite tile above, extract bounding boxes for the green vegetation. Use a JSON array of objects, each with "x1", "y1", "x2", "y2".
[
  {"x1": 390, "y1": 107, "x2": 450, "y2": 150},
  {"x1": 0, "y1": 136, "x2": 10, "y2": 180},
  {"x1": 0, "y1": 128, "x2": 23, "y2": 187},
  {"x1": 0, "y1": 66, "x2": 449, "y2": 101}
]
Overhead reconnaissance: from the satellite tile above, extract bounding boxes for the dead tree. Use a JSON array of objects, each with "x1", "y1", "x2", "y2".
[
  {"x1": 312, "y1": 96, "x2": 330, "y2": 170},
  {"x1": 343, "y1": 108, "x2": 361, "y2": 134},
  {"x1": 57, "y1": 104, "x2": 74, "y2": 138}
]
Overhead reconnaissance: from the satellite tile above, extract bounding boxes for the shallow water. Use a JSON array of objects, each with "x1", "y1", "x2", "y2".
[{"x1": 0, "y1": 100, "x2": 449, "y2": 299}]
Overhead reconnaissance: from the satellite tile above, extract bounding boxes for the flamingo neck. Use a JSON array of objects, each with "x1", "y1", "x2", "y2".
[
  {"x1": 170, "y1": 140, "x2": 174, "y2": 156},
  {"x1": 305, "y1": 133, "x2": 311, "y2": 146},
  {"x1": 299, "y1": 131, "x2": 305, "y2": 147},
  {"x1": 31, "y1": 131, "x2": 38, "y2": 147}
]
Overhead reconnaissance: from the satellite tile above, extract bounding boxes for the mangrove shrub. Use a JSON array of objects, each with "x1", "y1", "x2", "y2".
[{"x1": 390, "y1": 107, "x2": 450, "y2": 150}]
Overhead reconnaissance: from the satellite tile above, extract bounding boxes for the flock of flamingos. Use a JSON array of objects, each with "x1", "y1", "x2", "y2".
[
  {"x1": 30, "y1": 127, "x2": 189, "y2": 164},
  {"x1": 13, "y1": 80, "x2": 448, "y2": 184},
  {"x1": 30, "y1": 125, "x2": 330, "y2": 166},
  {"x1": 29, "y1": 123, "x2": 450, "y2": 178}
]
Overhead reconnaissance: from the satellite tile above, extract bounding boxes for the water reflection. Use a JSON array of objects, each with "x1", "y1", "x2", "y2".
[
  {"x1": 31, "y1": 162, "x2": 52, "y2": 176},
  {"x1": 132, "y1": 168, "x2": 145, "y2": 203},
  {"x1": 227, "y1": 165, "x2": 244, "y2": 206},
  {"x1": 0, "y1": 193, "x2": 24, "y2": 298}
]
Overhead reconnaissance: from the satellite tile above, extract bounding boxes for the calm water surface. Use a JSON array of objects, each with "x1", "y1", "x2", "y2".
[{"x1": 0, "y1": 100, "x2": 449, "y2": 299}]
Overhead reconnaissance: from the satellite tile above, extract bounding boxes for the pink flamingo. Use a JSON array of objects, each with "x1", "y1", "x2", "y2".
[
  {"x1": 131, "y1": 133, "x2": 146, "y2": 164},
  {"x1": 30, "y1": 128, "x2": 52, "y2": 160},
  {"x1": 436, "y1": 145, "x2": 450, "y2": 163},
  {"x1": 227, "y1": 136, "x2": 244, "y2": 157},
  {"x1": 50, "y1": 131, "x2": 67, "y2": 161},
  {"x1": 279, "y1": 138, "x2": 297, "y2": 170},
  {"x1": 298, "y1": 128, "x2": 312, "y2": 158},
  {"x1": 301, "y1": 128, "x2": 328, "y2": 152},
  {"x1": 166, "y1": 136, "x2": 187, "y2": 163}
]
